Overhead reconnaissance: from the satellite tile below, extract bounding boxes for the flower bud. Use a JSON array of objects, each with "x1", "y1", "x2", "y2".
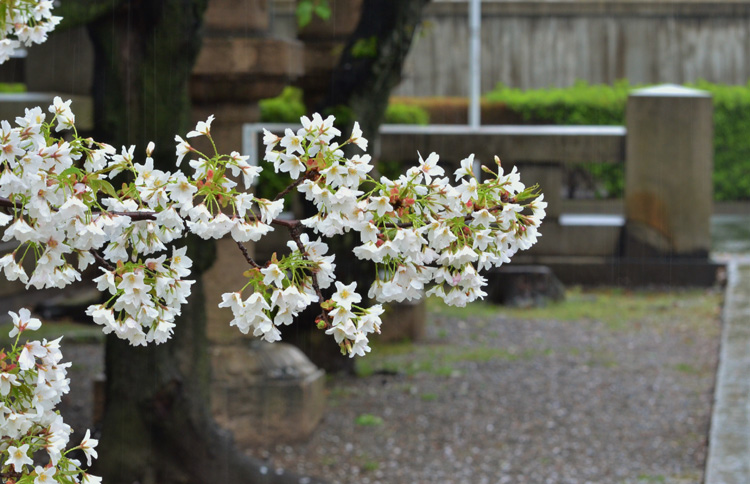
[{"x1": 146, "y1": 141, "x2": 155, "y2": 157}]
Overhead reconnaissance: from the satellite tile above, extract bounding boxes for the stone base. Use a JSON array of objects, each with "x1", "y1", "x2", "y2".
[{"x1": 210, "y1": 342, "x2": 326, "y2": 448}]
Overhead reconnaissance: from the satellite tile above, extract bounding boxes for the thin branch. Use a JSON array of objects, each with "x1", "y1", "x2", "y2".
[
  {"x1": 89, "y1": 248, "x2": 115, "y2": 271},
  {"x1": 234, "y1": 241, "x2": 260, "y2": 269},
  {"x1": 0, "y1": 197, "x2": 24, "y2": 211},
  {"x1": 273, "y1": 171, "x2": 317, "y2": 202}
]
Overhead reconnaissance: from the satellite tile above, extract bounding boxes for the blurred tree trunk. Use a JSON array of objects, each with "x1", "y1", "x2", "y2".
[
  {"x1": 53, "y1": 0, "x2": 429, "y2": 480},
  {"x1": 70, "y1": 2, "x2": 318, "y2": 483}
]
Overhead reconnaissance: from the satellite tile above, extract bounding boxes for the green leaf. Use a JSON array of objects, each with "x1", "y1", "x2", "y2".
[
  {"x1": 98, "y1": 179, "x2": 118, "y2": 198},
  {"x1": 59, "y1": 166, "x2": 84, "y2": 178},
  {"x1": 296, "y1": 1, "x2": 313, "y2": 27},
  {"x1": 60, "y1": 166, "x2": 83, "y2": 177},
  {"x1": 313, "y1": 3, "x2": 331, "y2": 20},
  {"x1": 351, "y1": 36, "x2": 378, "y2": 59}
]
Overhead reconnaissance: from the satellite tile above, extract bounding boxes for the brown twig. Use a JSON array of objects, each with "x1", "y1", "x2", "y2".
[
  {"x1": 89, "y1": 248, "x2": 115, "y2": 272},
  {"x1": 234, "y1": 241, "x2": 260, "y2": 269},
  {"x1": 273, "y1": 171, "x2": 317, "y2": 202},
  {"x1": 0, "y1": 196, "x2": 23, "y2": 211}
]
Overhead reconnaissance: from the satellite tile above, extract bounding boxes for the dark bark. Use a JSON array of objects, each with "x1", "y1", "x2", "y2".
[
  {"x1": 83, "y1": 2, "x2": 323, "y2": 483},
  {"x1": 316, "y1": 0, "x2": 431, "y2": 153},
  {"x1": 77, "y1": 0, "x2": 429, "y2": 479},
  {"x1": 56, "y1": 0, "x2": 126, "y2": 32}
]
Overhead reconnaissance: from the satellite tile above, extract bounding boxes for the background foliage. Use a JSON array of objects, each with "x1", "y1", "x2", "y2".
[
  {"x1": 484, "y1": 80, "x2": 750, "y2": 201},
  {"x1": 259, "y1": 81, "x2": 750, "y2": 201}
]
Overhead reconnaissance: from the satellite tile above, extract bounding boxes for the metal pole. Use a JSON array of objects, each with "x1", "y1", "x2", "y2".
[{"x1": 469, "y1": 0, "x2": 481, "y2": 129}]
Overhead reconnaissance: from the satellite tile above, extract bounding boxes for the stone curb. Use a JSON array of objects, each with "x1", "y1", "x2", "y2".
[{"x1": 705, "y1": 262, "x2": 750, "y2": 483}]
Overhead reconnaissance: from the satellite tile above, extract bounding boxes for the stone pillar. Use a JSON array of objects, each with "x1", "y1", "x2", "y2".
[
  {"x1": 191, "y1": 0, "x2": 304, "y2": 150},
  {"x1": 624, "y1": 84, "x2": 713, "y2": 257}
]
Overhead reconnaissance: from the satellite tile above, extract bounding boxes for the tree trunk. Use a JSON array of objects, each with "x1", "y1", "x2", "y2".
[
  {"x1": 82, "y1": 3, "x2": 322, "y2": 483},
  {"x1": 316, "y1": 0, "x2": 431, "y2": 153},
  {"x1": 76, "y1": 0, "x2": 429, "y2": 480}
]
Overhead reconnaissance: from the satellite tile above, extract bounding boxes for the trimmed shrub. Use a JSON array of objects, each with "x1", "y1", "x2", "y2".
[
  {"x1": 0, "y1": 83, "x2": 25, "y2": 93},
  {"x1": 384, "y1": 103, "x2": 429, "y2": 125},
  {"x1": 482, "y1": 80, "x2": 750, "y2": 201},
  {"x1": 259, "y1": 86, "x2": 306, "y2": 123},
  {"x1": 690, "y1": 80, "x2": 750, "y2": 201}
]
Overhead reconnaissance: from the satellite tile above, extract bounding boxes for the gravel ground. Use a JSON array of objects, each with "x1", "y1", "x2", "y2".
[
  {"x1": 246, "y1": 289, "x2": 722, "y2": 484},
  {"x1": 53, "y1": 288, "x2": 721, "y2": 484}
]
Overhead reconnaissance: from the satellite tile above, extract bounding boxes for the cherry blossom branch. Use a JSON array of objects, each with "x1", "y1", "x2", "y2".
[
  {"x1": 286, "y1": 222, "x2": 331, "y2": 327},
  {"x1": 235, "y1": 241, "x2": 260, "y2": 269},
  {"x1": 273, "y1": 170, "x2": 317, "y2": 202},
  {"x1": 384, "y1": 202, "x2": 508, "y2": 229},
  {"x1": 0, "y1": 197, "x2": 304, "y2": 227}
]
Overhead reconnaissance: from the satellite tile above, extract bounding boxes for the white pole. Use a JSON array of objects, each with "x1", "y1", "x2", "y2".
[{"x1": 469, "y1": 0, "x2": 481, "y2": 129}]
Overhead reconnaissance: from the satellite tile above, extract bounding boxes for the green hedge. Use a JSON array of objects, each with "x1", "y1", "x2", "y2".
[
  {"x1": 0, "y1": 83, "x2": 25, "y2": 93},
  {"x1": 259, "y1": 86, "x2": 306, "y2": 123},
  {"x1": 384, "y1": 103, "x2": 429, "y2": 125},
  {"x1": 260, "y1": 86, "x2": 431, "y2": 126},
  {"x1": 485, "y1": 80, "x2": 750, "y2": 201}
]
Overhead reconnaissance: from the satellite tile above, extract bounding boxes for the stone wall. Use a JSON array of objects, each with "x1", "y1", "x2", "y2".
[{"x1": 368, "y1": 0, "x2": 750, "y2": 96}]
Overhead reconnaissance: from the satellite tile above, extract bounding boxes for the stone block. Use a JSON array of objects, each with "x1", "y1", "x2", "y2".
[
  {"x1": 524, "y1": 221, "x2": 622, "y2": 257},
  {"x1": 190, "y1": 76, "x2": 292, "y2": 104},
  {"x1": 376, "y1": 297, "x2": 426, "y2": 343},
  {"x1": 210, "y1": 342, "x2": 326, "y2": 447},
  {"x1": 191, "y1": 37, "x2": 304, "y2": 103},
  {"x1": 485, "y1": 265, "x2": 565, "y2": 307},
  {"x1": 524, "y1": 256, "x2": 724, "y2": 287},
  {"x1": 204, "y1": 0, "x2": 270, "y2": 32},
  {"x1": 193, "y1": 37, "x2": 305, "y2": 77}
]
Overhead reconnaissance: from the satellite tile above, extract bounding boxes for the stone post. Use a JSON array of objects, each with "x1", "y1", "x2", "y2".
[{"x1": 624, "y1": 84, "x2": 713, "y2": 257}]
